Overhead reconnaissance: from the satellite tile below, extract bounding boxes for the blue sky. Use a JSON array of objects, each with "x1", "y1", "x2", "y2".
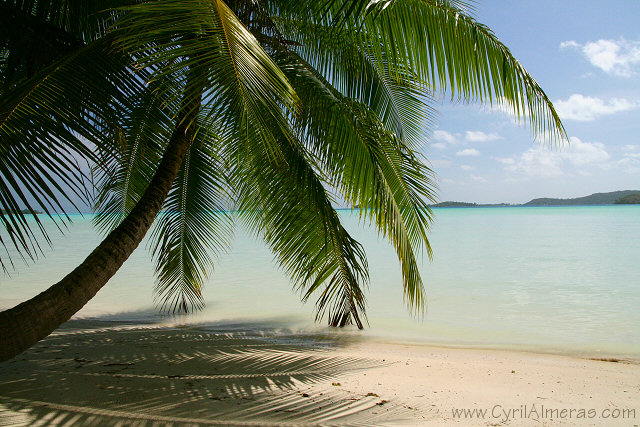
[
  {"x1": 424, "y1": 0, "x2": 640, "y2": 203},
  {"x1": 25, "y1": 1, "x2": 639, "y2": 212}
]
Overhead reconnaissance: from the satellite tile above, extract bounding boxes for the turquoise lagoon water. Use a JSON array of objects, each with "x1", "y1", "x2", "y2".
[{"x1": 1, "y1": 206, "x2": 639, "y2": 359}]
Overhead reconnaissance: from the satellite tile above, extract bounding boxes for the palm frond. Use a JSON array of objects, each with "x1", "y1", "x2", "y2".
[
  {"x1": 271, "y1": 17, "x2": 438, "y2": 148},
  {"x1": 1, "y1": 0, "x2": 569, "y2": 328},
  {"x1": 0, "y1": 37, "x2": 141, "y2": 269},
  {"x1": 0, "y1": 1, "x2": 137, "y2": 89},
  {"x1": 332, "y1": 100, "x2": 436, "y2": 312},
  {"x1": 270, "y1": 0, "x2": 478, "y2": 32},
  {"x1": 277, "y1": 53, "x2": 436, "y2": 313},
  {"x1": 112, "y1": 0, "x2": 299, "y2": 161},
  {"x1": 271, "y1": 0, "x2": 565, "y2": 142},
  {"x1": 361, "y1": 0, "x2": 566, "y2": 142},
  {"x1": 92, "y1": 76, "x2": 177, "y2": 234},
  {"x1": 149, "y1": 122, "x2": 234, "y2": 314},
  {"x1": 232, "y1": 125, "x2": 369, "y2": 328}
]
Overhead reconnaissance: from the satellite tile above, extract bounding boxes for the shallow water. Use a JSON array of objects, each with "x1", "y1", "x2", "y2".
[{"x1": 1, "y1": 206, "x2": 639, "y2": 359}]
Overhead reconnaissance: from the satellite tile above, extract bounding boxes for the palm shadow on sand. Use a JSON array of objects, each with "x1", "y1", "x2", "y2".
[{"x1": 0, "y1": 320, "x2": 417, "y2": 426}]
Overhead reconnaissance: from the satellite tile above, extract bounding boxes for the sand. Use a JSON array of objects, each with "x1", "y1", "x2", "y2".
[{"x1": 0, "y1": 321, "x2": 638, "y2": 426}]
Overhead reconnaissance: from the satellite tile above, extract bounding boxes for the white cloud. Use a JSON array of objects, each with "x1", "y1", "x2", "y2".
[
  {"x1": 433, "y1": 130, "x2": 457, "y2": 144},
  {"x1": 622, "y1": 144, "x2": 639, "y2": 151},
  {"x1": 554, "y1": 94, "x2": 638, "y2": 121},
  {"x1": 565, "y1": 137, "x2": 610, "y2": 165},
  {"x1": 430, "y1": 159, "x2": 452, "y2": 168},
  {"x1": 460, "y1": 165, "x2": 475, "y2": 171},
  {"x1": 618, "y1": 153, "x2": 640, "y2": 174},
  {"x1": 430, "y1": 142, "x2": 447, "y2": 150},
  {"x1": 465, "y1": 131, "x2": 502, "y2": 142},
  {"x1": 456, "y1": 148, "x2": 481, "y2": 157},
  {"x1": 470, "y1": 175, "x2": 487, "y2": 183},
  {"x1": 506, "y1": 148, "x2": 564, "y2": 178},
  {"x1": 494, "y1": 157, "x2": 515, "y2": 165},
  {"x1": 561, "y1": 38, "x2": 640, "y2": 77},
  {"x1": 505, "y1": 137, "x2": 610, "y2": 177},
  {"x1": 560, "y1": 40, "x2": 580, "y2": 49}
]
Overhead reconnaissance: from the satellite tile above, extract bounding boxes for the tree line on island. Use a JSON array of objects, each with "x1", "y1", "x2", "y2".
[
  {"x1": 4, "y1": 189, "x2": 639, "y2": 218},
  {"x1": 4, "y1": 189, "x2": 639, "y2": 216},
  {"x1": 0, "y1": 209, "x2": 43, "y2": 215},
  {"x1": 431, "y1": 190, "x2": 640, "y2": 207}
]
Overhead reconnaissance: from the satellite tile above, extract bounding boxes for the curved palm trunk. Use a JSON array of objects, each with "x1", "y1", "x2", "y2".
[{"x1": 0, "y1": 72, "x2": 204, "y2": 362}]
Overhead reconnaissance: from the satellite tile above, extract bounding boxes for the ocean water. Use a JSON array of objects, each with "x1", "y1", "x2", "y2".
[{"x1": 1, "y1": 206, "x2": 639, "y2": 359}]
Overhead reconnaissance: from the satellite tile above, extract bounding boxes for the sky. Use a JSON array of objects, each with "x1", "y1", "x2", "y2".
[
  {"x1": 14, "y1": 1, "x2": 640, "y2": 213},
  {"x1": 423, "y1": 0, "x2": 640, "y2": 203}
]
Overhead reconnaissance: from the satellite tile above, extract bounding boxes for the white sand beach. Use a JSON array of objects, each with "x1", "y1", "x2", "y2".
[{"x1": 1, "y1": 321, "x2": 638, "y2": 426}]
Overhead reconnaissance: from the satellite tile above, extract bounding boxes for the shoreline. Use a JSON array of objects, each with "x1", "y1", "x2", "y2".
[
  {"x1": 352, "y1": 336, "x2": 640, "y2": 365},
  {"x1": 1, "y1": 320, "x2": 638, "y2": 426},
  {"x1": 5, "y1": 207, "x2": 638, "y2": 372},
  {"x1": 72, "y1": 316, "x2": 640, "y2": 362}
]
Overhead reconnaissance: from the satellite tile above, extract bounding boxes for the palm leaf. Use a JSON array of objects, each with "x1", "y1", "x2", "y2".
[
  {"x1": 149, "y1": 122, "x2": 233, "y2": 313},
  {"x1": 92, "y1": 76, "x2": 178, "y2": 234},
  {"x1": 277, "y1": 52, "x2": 436, "y2": 313},
  {"x1": 232, "y1": 124, "x2": 370, "y2": 328},
  {"x1": 112, "y1": 0, "x2": 299, "y2": 161},
  {"x1": 271, "y1": 17, "x2": 438, "y2": 148},
  {"x1": 271, "y1": 0, "x2": 566, "y2": 142},
  {"x1": 0, "y1": 36, "x2": 142, "y2": 269},
  {"x1": 361, "y1": 0, "x2": 566, "y2": 142},
  {"x1": 0, "y1": 0, "x2": 137, "y2": 90}
]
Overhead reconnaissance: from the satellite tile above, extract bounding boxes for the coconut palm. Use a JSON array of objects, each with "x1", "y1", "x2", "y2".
[{"x1": 0, "y1": 0, "x2": 566, "y2": 361}]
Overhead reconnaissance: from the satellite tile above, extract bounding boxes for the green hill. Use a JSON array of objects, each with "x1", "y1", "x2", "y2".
[
  {"x1": 524, "y1": 190, "x2": 640, "y2": 206},
  {"x1": 614, "y1": 193, "x2": 640, "y2": 204},
  {"x1": 431, "y1": 201, "x2": 477, "y2": 207},
  {"x1": 430, "y1": 201, "x2": 514, "y2": 208}
]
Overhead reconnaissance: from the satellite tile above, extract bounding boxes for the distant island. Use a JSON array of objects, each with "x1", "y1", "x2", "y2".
[
  {"x1": 431, "y1": 190, "x2": 640, "y2": 207},
  {"x1": 431, "y1": 201, "x2": 514, "y2": 208},
  {"x1": 5, "y1": 191, "x2": 640, "y2": 215},
  {"x1": 523, "y1": 190, "x2": 640, "y2": 206},
  {"x1": 0, "y1": 209, "x2": 43, "y2": 215}
]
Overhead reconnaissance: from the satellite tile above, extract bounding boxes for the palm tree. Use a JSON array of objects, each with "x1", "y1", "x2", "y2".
[{"x1": 0, "y1": 0, "x2": 566, "y2": 361}]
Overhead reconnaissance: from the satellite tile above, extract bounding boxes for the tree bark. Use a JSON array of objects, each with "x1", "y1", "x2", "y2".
[{"x1": 0, "y1": 68, "x2": 205, "y2": 362}]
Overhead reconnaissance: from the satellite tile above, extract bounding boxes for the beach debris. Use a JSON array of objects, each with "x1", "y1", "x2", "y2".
[
  {"x1": 331, "y1": 382, "x2": 341, "y2": 386},
  {"x1": 590, "y1": 357, "x2": 621, "y2": 363}
]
